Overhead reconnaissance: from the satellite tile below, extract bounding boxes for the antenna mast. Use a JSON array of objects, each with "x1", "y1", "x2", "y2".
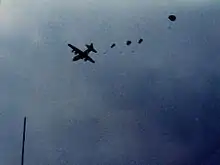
[{"x1": 21, "y1": 117, "x2": 27, "y2": 165}]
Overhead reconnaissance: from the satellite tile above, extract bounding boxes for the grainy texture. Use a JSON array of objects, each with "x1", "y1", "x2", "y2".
[{"x1": 0, "y1": 0, "x2": 220, "y2": 165}]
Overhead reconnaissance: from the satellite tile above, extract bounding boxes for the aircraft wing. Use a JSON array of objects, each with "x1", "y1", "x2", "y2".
[
  {"x1": 87, "y1": 56, "x2": 95, "y2": 63},
  {"x1": 68, "y1": 44, "x2": 84, "y2": 55}
]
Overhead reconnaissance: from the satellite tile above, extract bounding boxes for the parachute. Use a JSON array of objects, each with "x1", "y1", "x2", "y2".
[
  {"x1": 126, "y1": 40, "x2": 132, "y2": 46},
  {"x1": 110, "y1": 43, "x2": 116, "y2": 48},
  {"x1": 138, "y1": 38, "x2": 143, "y2": 44},
  {"x1": 168, "y1": 14, "x2": 176, "y2": 21}
]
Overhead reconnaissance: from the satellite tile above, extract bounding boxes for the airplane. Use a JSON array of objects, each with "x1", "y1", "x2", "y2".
[{"x1": 68, "y1": 43, "x2": 97, "y2": 63}]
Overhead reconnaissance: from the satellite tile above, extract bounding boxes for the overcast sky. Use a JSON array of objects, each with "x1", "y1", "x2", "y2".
[{"x1": 0, "y1": 0, "x2": 220, "y2": 164}]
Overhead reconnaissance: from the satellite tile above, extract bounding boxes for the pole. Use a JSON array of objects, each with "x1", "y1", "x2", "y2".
[{"x1": 21, "y1": 117, "x2": 26, "y2": 165}]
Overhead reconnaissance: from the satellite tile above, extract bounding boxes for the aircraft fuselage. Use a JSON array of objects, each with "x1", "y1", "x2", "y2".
[
  {"x1": 78, "y1": 50, "x2": 91, "y2": 59},
  {"x1": 72, "y1": 49, "x2": 95, "y2": 62}
]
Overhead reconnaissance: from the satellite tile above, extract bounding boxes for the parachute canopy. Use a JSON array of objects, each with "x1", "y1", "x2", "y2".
[
  {"x1": 126, "y1": 40, "x2": 132, "y2": 46},
  {"x1": 168, "y1": 14, "x2": 176, "y2": 21},
  {"x1": 138, "y1": 38, "x2": 143, "y2": 44},
  {"x1": 110, "y1": 43, "x2": 116, "y2": 48}
]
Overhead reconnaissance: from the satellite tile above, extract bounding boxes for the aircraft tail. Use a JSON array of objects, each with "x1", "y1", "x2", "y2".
[{"x1": 86, "y1": 43, "x2": 97, "y2": 53}]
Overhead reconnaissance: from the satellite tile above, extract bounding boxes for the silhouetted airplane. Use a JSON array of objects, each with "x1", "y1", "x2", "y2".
[{"x1": 68, "y1": 43, "x2": 97, "y2": 63}]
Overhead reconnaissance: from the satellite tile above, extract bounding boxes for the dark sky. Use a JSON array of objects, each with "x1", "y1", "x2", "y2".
[{"x1": 0, "y1": 0, "x2": 220, "y2": 164}]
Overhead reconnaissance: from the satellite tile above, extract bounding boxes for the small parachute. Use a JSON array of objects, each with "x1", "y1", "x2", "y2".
[
  {"x1": 168, "y1": 14, "x2": 176, "y2": 21},
  {"x1": 126, "y1": 40, "x2": 132, "y2": 46},
  {"x1": 110, "y1": 43, "x2": 116, "y2": 48},
  {"x1": 138, "y1": 38, "x2": 143, "y2": 44}
]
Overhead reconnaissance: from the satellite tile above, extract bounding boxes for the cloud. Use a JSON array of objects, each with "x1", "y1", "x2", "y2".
[{"x1": 0, "y1": 0, "x2": 220, "y2": 165}]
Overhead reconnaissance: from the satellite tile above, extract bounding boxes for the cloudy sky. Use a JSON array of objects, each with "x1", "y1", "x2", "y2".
[{"x1": 0, "y1": 0, "x2": 220, "y2": 164}]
